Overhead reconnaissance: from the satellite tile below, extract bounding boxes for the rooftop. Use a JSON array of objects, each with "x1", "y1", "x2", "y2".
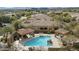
[
  {"x1": 23, "y1": 14, "x2": 53, "y2": 27},
  {"x1": 17, "y1": 28, "x2": 34, "y2": 35},
  {"x1": 55, "y1": 28, "x2": 69, "y2": 34}
]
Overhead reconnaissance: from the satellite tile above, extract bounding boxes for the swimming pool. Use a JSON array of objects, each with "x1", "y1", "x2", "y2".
[{"x1": 23, "y1": 36, "x2": 52, "y2": 46}]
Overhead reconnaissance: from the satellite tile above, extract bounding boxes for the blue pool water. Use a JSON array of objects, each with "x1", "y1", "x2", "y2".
[{"x1": 23, "y1": 36, "x2": 52, "y2": 46}]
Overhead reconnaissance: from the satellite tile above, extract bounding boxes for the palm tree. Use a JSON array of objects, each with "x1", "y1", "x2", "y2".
[{"x1": 1, "y1": 26, "x2": 14, "y2": 48}]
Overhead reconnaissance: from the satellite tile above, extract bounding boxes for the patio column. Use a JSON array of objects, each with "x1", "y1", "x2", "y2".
[{"x1": 21, "y1": 35, "x2": 24, "y2": 39}]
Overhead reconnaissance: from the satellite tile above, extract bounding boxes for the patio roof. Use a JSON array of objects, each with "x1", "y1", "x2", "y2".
[
  {"x1": 17, "y1": 28, "x2": 34, "y2": 35},
  {"x1": 55, "y1": 28, "x2": 69, "y2": 34}
]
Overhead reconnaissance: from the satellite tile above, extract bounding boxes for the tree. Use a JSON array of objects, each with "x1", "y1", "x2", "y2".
[
  {"x1": 2, "y1": 26, "x2": 13, "y2": 33},
  {"x1": 10, "y1": 16, "x2": 17, "y2": 23},
  {"x1": 12, "y1": 20, "x2": 24, "y2": 31},
  {"x1": 0, "y1": 16, "x2": 11, "y2": 23},
  {"x1": 72, "y1": 24, "x2": 79, "y2": 37},
  {"x1": 16, "y1": 13, "x2": 22, "y2": 19},
  {"x1": 0, "y1": 15, "x2": 17, "y2": 23},
  {"x1": 63, "y1": 16, "x2": 71, "y2": 23}
]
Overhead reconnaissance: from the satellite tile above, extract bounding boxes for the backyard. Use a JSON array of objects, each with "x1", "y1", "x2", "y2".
[{"x1": 0, "y1": 7, "x2": 79, "y2": 51}]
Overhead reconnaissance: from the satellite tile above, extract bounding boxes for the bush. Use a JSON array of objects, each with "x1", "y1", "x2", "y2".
[{"x1": 2, "y1": 26, "x2": 13, "y2": 33}]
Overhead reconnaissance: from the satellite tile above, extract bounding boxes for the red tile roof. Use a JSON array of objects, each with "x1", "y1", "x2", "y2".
[
  {"x1": 17, "y1": 28, "x2": 34, "y2": 35},
  {"x1": 55, "y1": 28, "x2": 69, "y2": 34}
]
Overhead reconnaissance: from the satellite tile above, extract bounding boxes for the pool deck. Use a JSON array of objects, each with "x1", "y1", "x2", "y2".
[
  {"x1": 20, "y1": 34, "x2": 63, "y2": 51},
  {"x1": 51, "y1": 35, "x2": 63, "y2": 48},
  {"x1": 0, "y1": 34, "x2": 63, "y2": 51},
  {"x1": 35, "y1": 34, "x2": 63, "y2": 48}
]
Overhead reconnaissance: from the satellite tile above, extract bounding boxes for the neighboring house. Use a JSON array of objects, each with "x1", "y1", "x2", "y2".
[{"x1": 23, "y1": 14, "x2": 54, "y2": 33}]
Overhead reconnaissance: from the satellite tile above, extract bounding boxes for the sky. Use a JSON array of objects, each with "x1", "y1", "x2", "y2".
[{"x1": 0, "y1": 0, "x2": 79, "y2": 7}]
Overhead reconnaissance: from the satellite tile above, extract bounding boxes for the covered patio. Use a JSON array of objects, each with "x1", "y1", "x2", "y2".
[
  {"x1": 17, "y1": 28, "x2": 34, "y2": 39},
  {"x1": 55, "y1": 28, "x2": 69, "y2": 35},
  {"x1": 55, "y1": 28, "x2": 69, "y2": 39}
]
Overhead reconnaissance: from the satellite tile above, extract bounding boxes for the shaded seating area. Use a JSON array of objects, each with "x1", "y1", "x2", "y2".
[
  {"x1": 55, "y1": 28, "x2": 69, "y2": 35},
  {"x1": 16, "y1": 28, "x2": 34, "y2": 39},
  {"x1": 55, "y1": 28, "x2": 69, "y2": 39}
]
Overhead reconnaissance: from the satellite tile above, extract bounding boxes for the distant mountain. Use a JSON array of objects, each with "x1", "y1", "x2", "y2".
[
  {"x1": 0, "y1": 7, "x2": 79, "y2": 11},
  {"x1": 0, "y1": 7, "x2": 27, "y2": 10}
]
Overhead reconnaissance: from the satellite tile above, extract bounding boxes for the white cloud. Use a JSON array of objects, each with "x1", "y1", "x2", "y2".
[{"x1": 0, "y1": 0, "x2": 78, "y2": 7}]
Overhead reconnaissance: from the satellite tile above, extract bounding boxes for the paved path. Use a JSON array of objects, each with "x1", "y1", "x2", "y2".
[
  {"x1": 35, "y1": 34, "x2": 63, "y2": 48},
  {"x1": 51, "y1": 36, "x2": 63, "y2": 48}
]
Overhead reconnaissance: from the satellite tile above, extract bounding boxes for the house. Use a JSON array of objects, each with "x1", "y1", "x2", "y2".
[{"x1": 23, "y1": 14, "x2": 54, "y2": 33}]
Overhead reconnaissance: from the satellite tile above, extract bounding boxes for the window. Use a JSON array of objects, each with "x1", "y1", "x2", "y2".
[
  {"x1": 40, "y1": 28, "x2": 43, "y2": 30},
  {"x1": 44, "y1": 27, "x2": 47, "y2": 30},
  {"x1": 40, "y1": 27, "x2": 47, "y2": 30}
]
